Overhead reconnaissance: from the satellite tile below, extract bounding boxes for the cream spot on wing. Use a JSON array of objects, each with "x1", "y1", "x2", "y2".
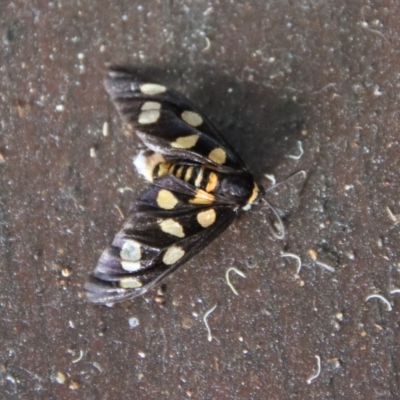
[
  {"x1": 163, "y1": 245, "x2": 185, "y2": 265},
  {"x1": 119, "y1": 277, "x2": 143, "y2": 288},
  {"x1": 157, "y1": 189, "x2": 178, "y2": 210},
  {"x1": 121, "y1": 260, "x2": 142, "y2": 272},
  {"x1": 181, "y1": 111, "x2": 203, "y2": 127},
  {"x1": 209, "y1": 148, "x2": 226, "y2": 165},
  {"x1": 138, "y1": 110, "x2": 160, "y2": 124},
  {"x1": 171, "y1": 134, "x2": 199, "y2": 149},
  {"x1": 120, "y1": 240, "x2": 141, "y2": 261},
  {"x1": 140, "y1": 83, "x2": 167, "y2": 95},
  {"x1": 134, "y1": 151, "x2": 165, "y2": 182},
  {"x1": 197, "y1": 209, "x2": 216, "y2": 228},
  {"x1": 141, "y1": 101, "x2": 161, "y2": 110},
  {"x1": 159, "y1": 219, "x2": 185, "y2": 238}
]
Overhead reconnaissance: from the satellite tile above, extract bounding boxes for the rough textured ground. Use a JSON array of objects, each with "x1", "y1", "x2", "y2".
[{"x1": 1, "y1": 1, "x2": 399, "y2": 399}]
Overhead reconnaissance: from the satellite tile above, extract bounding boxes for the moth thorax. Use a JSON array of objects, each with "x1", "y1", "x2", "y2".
[{"x1": 219, "y1": 175, "x2": 254, "y2": 205}]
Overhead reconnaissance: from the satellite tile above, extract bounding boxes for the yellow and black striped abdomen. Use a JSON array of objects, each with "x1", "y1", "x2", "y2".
[{"x1": 154, "y1": 162, "x2": 220, "y2": 193}]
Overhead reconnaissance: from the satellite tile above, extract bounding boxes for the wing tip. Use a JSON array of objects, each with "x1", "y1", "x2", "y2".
[
  {"x1": 84, "y1": 276, "x2": 138, "y2": 305},
  {"x1": 104, "y1": 65, "x2": 166, "y2": 97}
]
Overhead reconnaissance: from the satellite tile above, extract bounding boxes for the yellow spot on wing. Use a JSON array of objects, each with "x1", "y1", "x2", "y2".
[
  {"x1": 157, "y1": 189, "x2": 178, "y2": 210},
  {"x1": 163, "y1": 246, "x2": 185, "y2": 265},
  {"x1": 206, "y1": 172, "x2": 218, "y2": 192},
  {"x1": 197, "y1": 209, "x2": 217, "y2": 228},
  {"x1": 171, "y1": 134, "x2": 199, "y2": 149},
  {"x1": 159, "y1": 219, "x2": 185, "y2": 238},
  {"x1": 119, "y1": 277, "x2": 143, "y2": 288},
  {"x1": 181, "y1": 110, "x2": 203, "y2": 127},
  {"x1": 138, "y1": 110, "x2": 160, "y2": 124},
  {"x1": 140, "y1": 83, "x2": 167, "y2": 95},
  {"x1": 189, "y1": 189, "x2": 215, "y2": 205},
  {"x1": 209, "y1": 148, "x2": 226, "y2": 165}
]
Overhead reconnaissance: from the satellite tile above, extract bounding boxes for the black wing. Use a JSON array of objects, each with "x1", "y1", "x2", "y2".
[
  {"x1": 104, "y1": 67, "x2": 247, "y2": 173},
  {"x1": 85, "y1": 175, "x2": 236, "y2": 304}
]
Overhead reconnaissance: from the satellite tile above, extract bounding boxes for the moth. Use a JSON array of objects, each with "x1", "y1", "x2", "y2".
[{"x1": 85, "y1": 67, "x2": 304, "y2": 305}]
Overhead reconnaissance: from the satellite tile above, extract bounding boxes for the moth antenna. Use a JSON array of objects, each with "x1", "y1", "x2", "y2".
[
  {"x1": 262, "y1": 170, "x2": 307, "y2": 194},
  {"x1": 261, "y1": 198, "x2": 286, "y2": 240}
]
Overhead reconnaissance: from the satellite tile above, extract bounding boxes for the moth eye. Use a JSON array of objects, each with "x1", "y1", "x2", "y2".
[
  {"x1": 163, "y1": 245, "x2": 185, "y2": 265},
  {"x1": 181, "y1": 110, "x2": 203, "y2": 127}
]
